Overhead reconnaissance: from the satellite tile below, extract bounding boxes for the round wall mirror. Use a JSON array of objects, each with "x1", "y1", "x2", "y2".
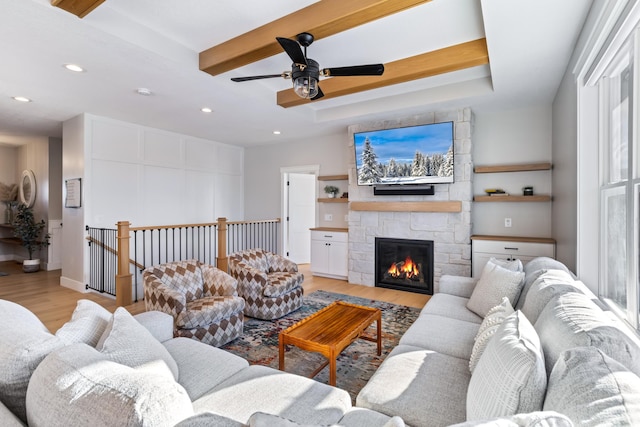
[{"x1": 18, "y1": 169, "x2": 36, "y2": 208}]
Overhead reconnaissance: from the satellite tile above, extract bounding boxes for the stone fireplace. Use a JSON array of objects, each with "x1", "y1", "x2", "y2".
[
  {"x1": 375, "y1": 237, "x2": 434, "y2": 295},
  {"x1": 347, "y1": 108, "x2": 472, "y2": 293}
]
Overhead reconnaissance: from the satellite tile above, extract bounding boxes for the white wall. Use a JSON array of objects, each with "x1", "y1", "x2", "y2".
[
  {"x1": 17, "y1": 138, "x2": 50, "y2": 226},
  {"x1": 0, "y1": 145, "x2": 18, "y2": 185},
  {"x1": 244, "y1": 132, "x2": 350, "y2": 225},
  {"x1": 472, "y1": 106, "x2": 553, "y2": 237},
  {"x1": 551, "y1": 67, "x2": 579, "y2": 272},
  {"x1": 61, "y1": 115, "x2": 86, "y2": 290},
  {"x1": 61, "y1": 113, "x2": 244, "y2": 290}
]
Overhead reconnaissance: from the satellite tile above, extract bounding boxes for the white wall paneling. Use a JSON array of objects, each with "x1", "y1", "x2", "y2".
[
  {"x1": 91, "y1": 119, "x2": 139, "y2": 162},
  {"x1": 143, "y1": 130, "x2": 182, "y2": 167},
  {"x1": 61, "y1": 113, "x2": 244, "y2": 288}
]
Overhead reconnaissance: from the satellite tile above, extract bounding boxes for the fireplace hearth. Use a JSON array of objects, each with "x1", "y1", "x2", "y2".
[{"x1": 375, "y1": 237, "x2": 434, "y2": 295}]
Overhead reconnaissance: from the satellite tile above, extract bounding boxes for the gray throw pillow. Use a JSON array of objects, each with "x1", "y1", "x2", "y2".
[
  {"x1": 544, "y1": 346, "x2": 640, "y2": 425},
  {"x1": 534, "y1": 292, "x2": 640, "y2": 377},
  {"x1": 26, "y1": 344, "x2": 193, "y2": 427},
  {"x1": 97, "y1": 307, "x2": 180, "y2": 380},
  {"x1": 55, "y1": 299, "x2": 112, "y2": 346},
  {"x1": 467, "y1": 260, "x2": 525, "y2": 317}
]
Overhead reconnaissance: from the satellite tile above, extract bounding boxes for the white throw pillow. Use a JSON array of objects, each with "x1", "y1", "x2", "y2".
[
  {"x1": 467, "y1": 311, "x2": 546, "y2": 420},
  {"x1": 488, "y1": 257, "x2": 523, "y2": 272},
  {"x1": 0, "y1": 300, "x2": 64, "y2": 423},
  {"x1": 26, "y1": 344, "x2": 193, "y2": 427},
  {"x1": 97, "y1": 307, "x2": 179, "y2": 380},
  {"x1": 467, "y1": 261, "x2": 525, "y2": 317},
  {"x1": 544, "y1": 346, "x2": 640, "y2": 425},
  {"x1": 55, "y1": 299, "x2": 112, "y2": 346},
  {"x1": 469, "y1": 297, "x2": 514, "y2": 373}
]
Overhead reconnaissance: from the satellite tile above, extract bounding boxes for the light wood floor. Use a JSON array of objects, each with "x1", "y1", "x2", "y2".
[{"x1": 0, "y1": 260, "x2": 430, "y2": 332}]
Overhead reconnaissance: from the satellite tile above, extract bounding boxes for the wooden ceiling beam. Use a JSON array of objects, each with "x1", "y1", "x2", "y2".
[
  {"x1": 199, "y1": 0, "x2": 432, "y2": 77},
  {"x1": 276, "y1": 38, "x2": 489, "y2": 108},
  {"x1": 51, "y1": 0, "x2": 106, "y2": 18}
]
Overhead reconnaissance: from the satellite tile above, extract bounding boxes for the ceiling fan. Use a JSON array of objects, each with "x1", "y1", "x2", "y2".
[{"x1": 231, "y1": 32, "x2": 384, "y2": 100}]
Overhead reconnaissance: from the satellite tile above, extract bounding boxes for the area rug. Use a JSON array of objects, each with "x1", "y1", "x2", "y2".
[{"x1": 221, "y1": 290, "x2": 420, "y2": 402}]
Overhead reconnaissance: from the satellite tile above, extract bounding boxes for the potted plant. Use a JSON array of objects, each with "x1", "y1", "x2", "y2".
[
  {"x1": 324, "y1": 185, "x2": 340, "y2": 198},
  {"x1": 12, "y1": 204, "x2": 50, "y2": 273}
]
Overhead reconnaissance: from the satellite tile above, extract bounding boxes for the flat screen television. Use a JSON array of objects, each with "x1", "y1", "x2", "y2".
[{"x1": 353, "y1": 121, "x2": 454, "y2": 186}]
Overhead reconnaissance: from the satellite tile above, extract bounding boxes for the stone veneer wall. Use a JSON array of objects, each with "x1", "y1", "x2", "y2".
[{"x1": 347, "y1": 108, "x2": 473, "y2": 293}]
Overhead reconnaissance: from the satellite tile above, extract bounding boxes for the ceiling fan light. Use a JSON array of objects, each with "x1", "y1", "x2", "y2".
[{"x1": 293, "y1": 76, "x2": 318, "y2": 99}]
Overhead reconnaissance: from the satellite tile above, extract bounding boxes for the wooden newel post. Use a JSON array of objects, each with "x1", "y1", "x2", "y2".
[
  {"x1": 115, "y1": 221, "x2": 133, "y2": 307},
  {"x1": 216, "y1": 217, "x2": 229, "y2": 272}
]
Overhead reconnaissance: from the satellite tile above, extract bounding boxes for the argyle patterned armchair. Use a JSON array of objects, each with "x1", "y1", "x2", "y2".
[
  {"x1": 142, "y1": 259, "x2": 244, "y2": 347},
  {"x1": 228, "y1": 248, "x2": 304, "y2": 320}
]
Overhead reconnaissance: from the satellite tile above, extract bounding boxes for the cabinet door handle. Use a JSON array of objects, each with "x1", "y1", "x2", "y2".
[
  {"x1": 324, "y1": 235, "x2": 333, "y2": 238},
  {"x1": 504, "y1": 247, "x2": 519, "y2": 251}
]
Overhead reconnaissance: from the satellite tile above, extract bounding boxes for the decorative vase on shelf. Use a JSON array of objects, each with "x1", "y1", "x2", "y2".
[{"x1": 324, "y1": 185, "x2": 339, "y2": 199}]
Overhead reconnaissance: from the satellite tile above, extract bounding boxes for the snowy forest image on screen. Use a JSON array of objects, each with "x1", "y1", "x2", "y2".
[{"x1": 354, "y1": 121, "x2": 454, "y2": 185}]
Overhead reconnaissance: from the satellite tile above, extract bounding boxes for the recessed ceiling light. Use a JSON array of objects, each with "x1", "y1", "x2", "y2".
[
  {"x1": 136, "y1": 88, "x2": 153, "y2": 96},
  {"x1": 12, "y1": 96, "x2": 31, "y2": 103},
  {"x1": 201, "y1": 107, "x2": 212, "y2": 113},
  {"x1": 64, "y1": 64, "x2": 85, "y2": 72},
  {"x1": 273, "y1": 130, "x2": 281, "y2": 135}
]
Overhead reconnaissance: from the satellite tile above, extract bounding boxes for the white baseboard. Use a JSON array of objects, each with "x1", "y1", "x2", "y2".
[
  {"x1": 60, "y1": 276, "x2": 87, "y2": 293},
  {"x1": 45, "y1": 261, "x2": 62, "y2": 271}
]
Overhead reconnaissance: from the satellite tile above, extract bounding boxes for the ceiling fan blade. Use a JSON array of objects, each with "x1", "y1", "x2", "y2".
[
  {"x1": 322, "y1": 64, "x2": 384, "y2": 77},
  {"x1": 231, "y1": 74, "x2": 284, "y2": 82},
  {"x1": 276, "y1": 37, "x2": 307, "y2": 65},
  {"x1": 311, "y1": 86, "x2": 324, "y2": 101}
]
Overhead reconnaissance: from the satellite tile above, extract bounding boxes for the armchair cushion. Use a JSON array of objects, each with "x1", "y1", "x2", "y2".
[
  {"x1": 143, "y1": 260, "x2": 245, "y2": 347},
  {"x1": 264, "y1": 272, "x2": 303, "y2": 297},
  {"x1": 229, "y1": 249, "x2": 304, "y2": 320},
  {"x1": 179, "y1": 296, "x2": 245, "y2": 330}
]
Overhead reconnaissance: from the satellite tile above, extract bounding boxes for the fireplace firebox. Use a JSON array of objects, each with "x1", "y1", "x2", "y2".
[{"x1": 375, "y1": 237, "x2": 434, "y2": 295}]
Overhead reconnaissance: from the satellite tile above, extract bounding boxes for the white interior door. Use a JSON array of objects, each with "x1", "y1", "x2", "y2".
[{"x1": 286, "y1": 173, "x2": 316, "y2": 263}]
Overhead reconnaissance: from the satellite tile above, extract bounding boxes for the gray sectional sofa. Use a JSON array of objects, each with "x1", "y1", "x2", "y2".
[
  {"x1": 2, "y1": 256, "x2": 640, "y2": 426},
  {"x1": 0, "y1": 299, "x2": 403, "y2": 427},
  {"x1": 357, "y1": 257, "x2": 640, "y2": 426}
]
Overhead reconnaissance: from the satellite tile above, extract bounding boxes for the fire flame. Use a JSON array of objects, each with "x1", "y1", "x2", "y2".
[{"x1": 387, "y1": 256, "x2": 420, "y2": 279}]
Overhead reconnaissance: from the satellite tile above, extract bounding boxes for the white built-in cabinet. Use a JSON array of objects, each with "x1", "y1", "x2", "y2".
[
  {"x1": 310, "y1": 229, "x2": 348, "y2": 280},
  {"x1": 471, "y1": 235, "x2": 555, "y2": 278}
]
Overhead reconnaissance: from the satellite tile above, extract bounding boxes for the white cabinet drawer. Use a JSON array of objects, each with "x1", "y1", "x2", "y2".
[
  {"x1": 471, "y1": 238, "x2": 556, "y2": 278},
  {"x1": 311, "y1": 230, "x2": 348, "y2": 243},
  {"x1": 472, "y1": 240, "x2": 555, "y2": 257}
]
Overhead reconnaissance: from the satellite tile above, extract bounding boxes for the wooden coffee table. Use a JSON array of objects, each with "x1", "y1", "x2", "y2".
[{"x1": 279, "y1": 301, "x2": 382, "y2": 386}]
